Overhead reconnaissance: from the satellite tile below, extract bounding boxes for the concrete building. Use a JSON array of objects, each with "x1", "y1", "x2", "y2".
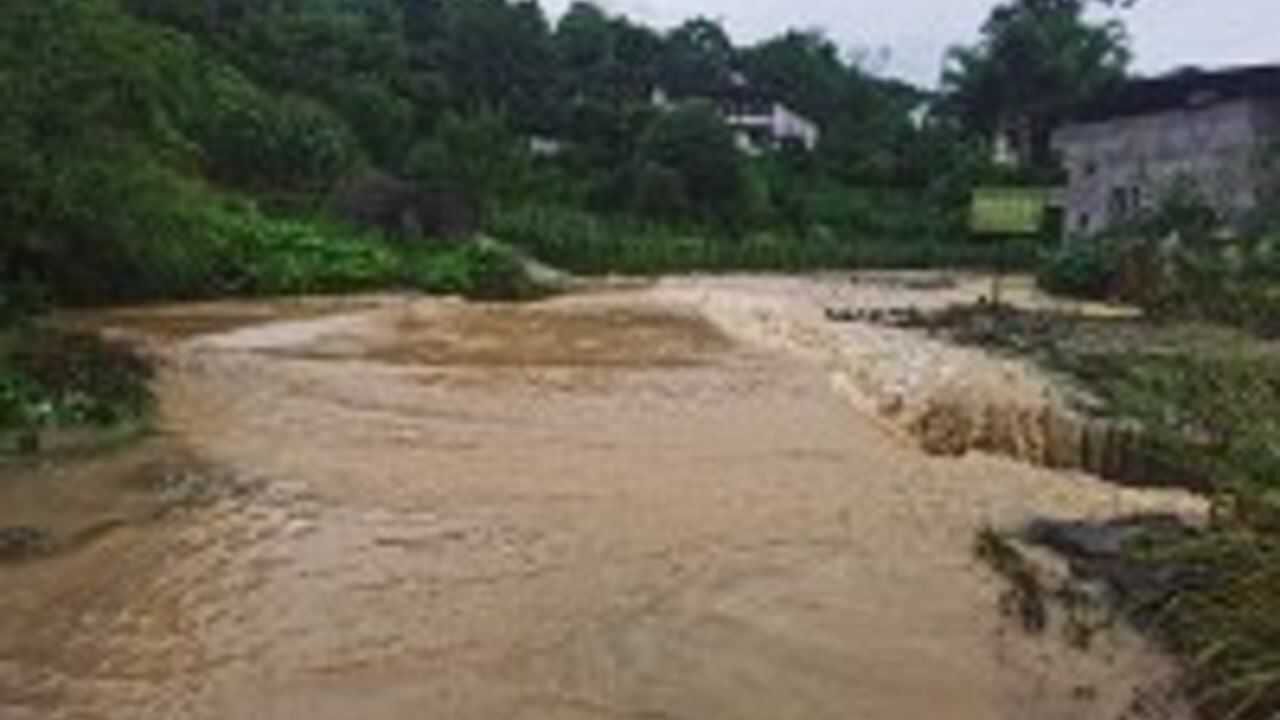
[
  {"x1": 651, "y1": 81, "x2": 821, "y2": 155},
  {"x1": 1051, "y1": 65, "x2": 1280, "y2": 237}
]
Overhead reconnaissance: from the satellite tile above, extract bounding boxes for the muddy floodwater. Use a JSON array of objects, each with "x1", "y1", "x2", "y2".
[{"x1": 0, "y1": 279, "x2": 1203, "y2": 719}]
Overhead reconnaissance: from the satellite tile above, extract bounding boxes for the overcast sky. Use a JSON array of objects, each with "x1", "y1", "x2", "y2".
[{"x1": 541, "y1": 0, "x2": 1279, "y2": 87}]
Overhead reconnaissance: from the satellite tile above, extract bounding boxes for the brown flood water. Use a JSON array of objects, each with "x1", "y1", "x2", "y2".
[{"x1": 0, "y1": 285, "x2": 1198, "y2": 719}]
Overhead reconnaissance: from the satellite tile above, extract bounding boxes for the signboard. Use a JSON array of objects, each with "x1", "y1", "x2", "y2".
[{"x1": 969, "y1": 187, "x2": 1049, "y2": 236}]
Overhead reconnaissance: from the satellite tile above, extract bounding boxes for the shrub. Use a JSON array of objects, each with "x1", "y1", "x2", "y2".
[
  {"x1": 17, "y1": 156, "x2": 228, "y2": 304},
  {"x1": 1037, "y1": 177, "x2": 1280, "y2": 337},
  {"x1": 0, "y1": 330, "x2": 152, "y2": 432},
  {"x1": 202, "y1": 205, "x2": 400, "y2": 295},
  {"x1": 1037, "y1": 240, "x2": 1116, "y2": 299},
  {"x1": 455, "y1": 241, "x2": 541, "y2": 301},
  {"x1": 402, "y1": 241, "x2": 543, "y2": 301}
]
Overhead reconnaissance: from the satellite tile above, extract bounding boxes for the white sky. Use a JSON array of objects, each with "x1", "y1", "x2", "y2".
[{"x1": 541, "y1": 0, "x2": 1280, "y2": 87}]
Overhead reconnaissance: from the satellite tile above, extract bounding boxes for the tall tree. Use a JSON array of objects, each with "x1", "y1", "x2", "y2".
[
  {"x1": 429, "y1": 0, "x2": 555, "y2": 130},
  {"x1": 635, "y1": 101, "x2": 752, "y2": 227},
  {"x1": 740, "y1": 31, "x2": 846, "y2": 125},
  {"x1": 553, "y1": 1, "x2": 619, "y2": 107},
  {"x1": 606, "y1": 16, "x2": 663, "y2": 101},
  {"x1": 553, "y1": 1, "x2": 660, "y2": 105},
  {"x1": 659, "y1": 18, "x2": 735, "y2": 98},
  {"x1": 556, "y1": 2, "x2": 612, "y2": 73},
  {"x1": 940, "y1": 0, "x2": 1132, "y2": 168}
]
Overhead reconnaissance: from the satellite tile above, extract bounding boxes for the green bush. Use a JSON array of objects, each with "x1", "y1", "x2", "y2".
[
  {"x1": 1037, "y1": 241, "x2": 1116, "y2": 299},
  {"x1": 0, "y1": 331, "x2": 152, "y2": 432},
  {"x1": 0, "y1": 370, "x2": 48, "y2": 431},
  {"x1": 1037, "y1": 179, "x2": 1280, "y2": 337},
  {"x1": 0, "y1": 1, "x2": 364, "y2": 305},
  {"x1": 402, "y1": 241, "x2": 542, "y2": 301},
  {"x1": 18, "y1": 177, "x2": 557, "y2": 307},
  {"x1": 29, "y1": 192, "x2": 405, "y2": 304},
  {"x1": 203, "y1": 205, "x2": 399, "y2": 295}
]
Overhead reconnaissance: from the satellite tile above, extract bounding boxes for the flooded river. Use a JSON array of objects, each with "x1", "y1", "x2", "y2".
[{"x1": 0, "y1": 282, "x2": 1200, "y2": 719}]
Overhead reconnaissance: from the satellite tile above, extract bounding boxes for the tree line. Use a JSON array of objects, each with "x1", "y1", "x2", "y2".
[{"x1": 0, "y1": 0, "x2": 1133, "y2": 304}]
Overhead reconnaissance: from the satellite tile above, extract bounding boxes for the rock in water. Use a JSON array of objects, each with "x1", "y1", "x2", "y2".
[{"x1": 0, "y1": 526, "x2": 54, "y2": 562}]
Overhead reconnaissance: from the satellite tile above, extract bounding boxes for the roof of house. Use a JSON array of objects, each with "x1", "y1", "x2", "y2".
[{"x1": 1069, "y1": 64, "x2": 1280, "y2": 124}]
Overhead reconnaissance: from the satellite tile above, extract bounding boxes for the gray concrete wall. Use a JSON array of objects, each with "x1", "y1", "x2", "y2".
[
  {"x1": 1248, "y1": 98, "x2": 1280, "y2": 199},
  {"x1": 1052, "y1": 98, "x2": 1279, "y2": 237}
]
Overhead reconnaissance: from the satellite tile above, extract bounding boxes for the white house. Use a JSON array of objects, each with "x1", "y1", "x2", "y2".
[{"x1": 651, "y1": 81, "x2": 821, "y2": 155}]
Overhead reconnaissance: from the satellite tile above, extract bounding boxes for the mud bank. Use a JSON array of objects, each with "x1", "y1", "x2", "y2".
[{"x1": 660, "y1": 274, "x2": 1203, "y2": 490}]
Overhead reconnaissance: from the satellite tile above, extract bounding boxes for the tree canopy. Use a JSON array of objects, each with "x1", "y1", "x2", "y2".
[
  {"x1": 0, "y1": 0, "x2": 1145, "y2": 305},
  {"x1": 940, "y1": 0, "x2": 1132, "y2": 168}
]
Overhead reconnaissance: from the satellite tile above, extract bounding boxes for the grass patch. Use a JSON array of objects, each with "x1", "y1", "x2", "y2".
[
  {"x1": 490, "y1": 204, "x2": 1041, "y2": 275},
  {"x1": 943, "y1": 306, "x2": 1280, "y2": 719},
  {"x1": 1139, "y1": 531, "x2": 1280, "y2": 720},
  {"x1": 1111, "y1": 353, "x2": 1280, "y2": 719}
]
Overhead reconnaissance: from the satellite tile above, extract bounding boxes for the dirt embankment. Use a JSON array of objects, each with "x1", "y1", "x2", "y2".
[{"x1": 659, "y1": 274, "x2": 1199, "y2": 490}]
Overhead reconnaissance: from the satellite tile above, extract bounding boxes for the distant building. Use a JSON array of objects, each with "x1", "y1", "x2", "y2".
[
  {"x1": 1051, "y1": 65, "x2": 1280, "y2": 236},
  {"x1": 651, "y1": 78, "x2": 821, "y2": 155},
  {"x1": 528, "y1": 135, "x2": 567, "y2": 158}
]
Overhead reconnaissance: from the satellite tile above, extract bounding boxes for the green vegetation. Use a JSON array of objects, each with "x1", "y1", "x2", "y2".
[
  {"x1": 940, "y1": 0, "x2": 1131, "y2": 168},
  {"x1": 1001, "y1": 233, "x2": 1280, "y2": 719},
  {"x1": 490, "y1": 204, "x2": 1041, "y2": 275},
  {"x1": 1151, "y1": 532, "x2": 1280, "y2": 720},
  {"x1": 0, "y1": 330, "x2": 152, "y2": 439},
  {"x1": 4, "y1": 0, "x2": 1125, "y2": 318},
  {"x1": 1096, "y1": 351, "x2": 1280, "y2": 720},
  {"x1": 947, "y1": 309, "x2": 1280, "y2": 717},
  {"x1": 0, "y1": 0, "x2": 536, "y2": 310},
  {"x1": 13, "y1": 0, "x2": 1280, "y2": 712},
  {"x1": 1037, "y1": 241, "x2": 1117, "y2": 299},
  {"x1": 1039, "y1": 178, "x2": 1280, "y2": 336},
  {"x1": 403, "y1": 241, "x2": 551, "y2": 301},
  {"x1": 0, "y1": 0, "x2": 1136, "y2": 452}
]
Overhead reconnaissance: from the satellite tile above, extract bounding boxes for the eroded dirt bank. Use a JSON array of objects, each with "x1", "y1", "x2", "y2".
[
  {"x1": 0, "y1": 279, "x2": 1203, "y2": 719},
  {"x1": 658, "y1": 274, "x2": 1165, "y2": 479}
]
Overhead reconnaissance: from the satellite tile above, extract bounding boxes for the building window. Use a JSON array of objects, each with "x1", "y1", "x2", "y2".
[
  {"x1": 1109, "y1": 185, "x2": 1144, "y2": 222},
  {"x1": 1078, "y1": 212, "x2": 1091, "y2": 232},
  {"x1": 1109, "y1": 187, "x2": 1129, "y2": 219}
]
